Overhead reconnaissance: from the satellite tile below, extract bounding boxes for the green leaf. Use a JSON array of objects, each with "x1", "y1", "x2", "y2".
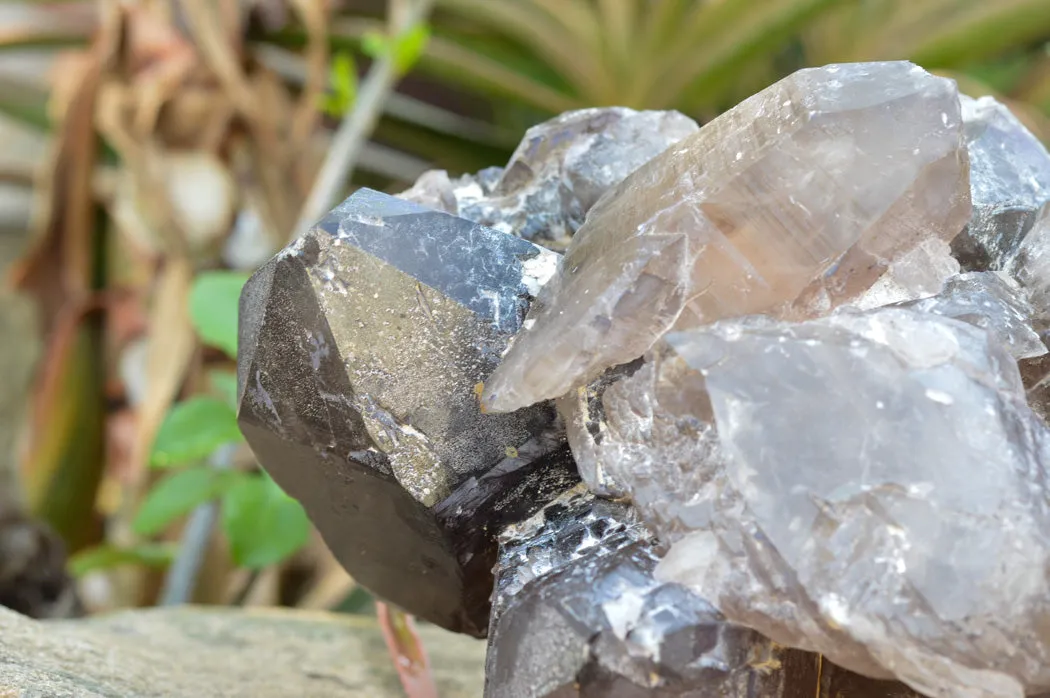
[
  {"x1": 208, "y1": 369, "x2": 240, "y2": 409},
  {"x1": 222, "y1": 474, "x2": 311, "y2": 569},
  {"x1": 392, "y1": 24, "x2": 431, "y2": 74},
  {"x1": 133, "y1": 467, "x2": 240, "y2": 536},
  {"x1": 321, "y1": 51, "x2": 358, "y2": 116},
  {"x1": 189, "y1": 271, "x2": 250, "y2": 358},
  {"x1": 361, "y1": 23, "x2": 430, "y2": 75},
  {"x1": 68, "y1": 542, "x2": 178, "y2": 577},
  {"x1": 362, "y1": 30, "x2": 391, "y2": 59},
  {"x1": 334, "y1": 51, "x2": 358, "y2": 102},
  {"x1": 151, "y1": 396, "x2": 243, "y2": 468}
]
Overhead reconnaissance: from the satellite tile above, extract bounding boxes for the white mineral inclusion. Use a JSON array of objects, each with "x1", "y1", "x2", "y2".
[{"x1": 519, "y1": 250, "x2": 559, "y2": 297}]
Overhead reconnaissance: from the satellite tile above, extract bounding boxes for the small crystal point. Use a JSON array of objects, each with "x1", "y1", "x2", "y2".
[
  {"x1": 483, "y1": 61, "x2": 971, "y2": 413},
  {"x1": 952, "y1": 95, "x2": 1050, "y2": 271},
  {"x1": 896, "y1": 271, "x2": 1045, "y2": 360},
  {"x1": 400, "y1": 108, "x2": 698, "y2": 249}
]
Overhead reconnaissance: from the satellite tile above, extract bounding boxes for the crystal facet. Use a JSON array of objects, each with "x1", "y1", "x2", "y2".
[
  {"x1": 237, "y1": 189, "x2": 576, "y2": 635},
  {"x1": 895, "y1": 271, "x2": 1045, "y2": 359},
  {"x1": 1006, "y1": 206, "x2": 1050, "y2": 332},
  {"x1": 483, "y1": 61, "x2": 971, "y2": 412},
  {"x1": 952, "y1": 95, "x2": 1050, "y2": 270},
  {"x1": 588, "y1": 306, "x2": 1050, "y2": 697},
  {"x1": 845, "y1": 237, "x2": 960, "y2": 310}
]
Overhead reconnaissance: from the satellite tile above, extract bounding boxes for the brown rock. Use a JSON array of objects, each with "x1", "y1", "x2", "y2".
[{"x1": 0, "y1": 606, "x2": 485, "y2": 697}]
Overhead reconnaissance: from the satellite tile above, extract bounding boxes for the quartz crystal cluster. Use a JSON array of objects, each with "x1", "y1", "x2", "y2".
[{"x1": 239, "y1": 60, "x2": 1050, "y2": 698}]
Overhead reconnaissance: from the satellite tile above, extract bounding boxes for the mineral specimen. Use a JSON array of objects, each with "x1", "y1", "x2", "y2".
[
  {"x1": 952, "y1": 95, "x2": 1050, "y2": 270},
  {"x1": 489, "y1": 510, "x2": 810, "y2": 697},
  {"x1": 236, "y1": 59, "x2": 1050, "y2": 698},
  {"x1": 400, "y1": 108, "x2": 699, "y2": 249},
  {"x1": 594, "y1": 306, "x2": 1050, "y2": 697},
  {"x1": 482, "y1": 61, "x2": 971, "y2": 413},
  {"x1": 236, "y1": 188, "x2": 577, "y2": 636}
]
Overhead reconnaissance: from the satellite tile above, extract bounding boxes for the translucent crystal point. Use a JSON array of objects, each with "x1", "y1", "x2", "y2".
[{"x1": 482, "y1": 61, "x2": 971, "y2": 412}]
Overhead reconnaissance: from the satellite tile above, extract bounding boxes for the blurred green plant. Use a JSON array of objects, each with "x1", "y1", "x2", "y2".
[
  {"x1": 395, "y1": 0, "x2": 1050, "y2": 132},
  {"x1": 72, "y1": 271, "x2": 311, "y2": 578},
  {"x1": 321, "y1": 51, "x2": 359, "y2": 117},
  {"x1": 138, "y1": 271, "x2": 310, "y2": 570}
]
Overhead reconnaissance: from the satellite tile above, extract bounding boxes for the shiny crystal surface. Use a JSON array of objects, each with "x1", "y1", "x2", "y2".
[
  {"x1": 483, "y1": 61, "x2": 971, "y2": 412},
  {"x1": 556, "y1": 360, "x2": 644, "y2": 498},
  {"x1": 237, "y1": 189, "x2": 577, "y2": 636},
  {"x1": 565, "y1": 343, "x2": 724, "y2": 537},
  {"x1": 487, "y1": 538, "x2": 817, "y2": 698},
  {"x1": 952, "y1": 95, "x2": 1050, "y2": 270},
  {"x1": 1006, "y1": 205, "x2": 1050, "y2": 332},
  {"x1": 490, "y1": 484, "x2": 651, "y2": 624},
  {"x1": 846, "y1": 237, "x2": 959, "y2": 310},
  {"x1": 592, "y1": 306, "x2": 1050, "y2": 697},
  {"x1": 400, "y1": 108, "x2": 698, "y2": 250},
  {"x1": 895, "y1": 271, "x2": 1045, "y2": 359}
]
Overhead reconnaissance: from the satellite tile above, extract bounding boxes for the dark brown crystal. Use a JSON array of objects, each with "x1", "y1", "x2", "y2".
[{"x1": 237, "y1": 189, "x2": 574, "y2": 635}]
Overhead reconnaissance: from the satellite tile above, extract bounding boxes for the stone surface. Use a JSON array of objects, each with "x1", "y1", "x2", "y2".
[
  {"x1": 601, "y1": 307, "x2": 1050, "y2": 697},
  {"x1": 237, "y1": 188, "x2": 577, "y2": 636},
  {"x1": 482, "y1": 61, "x2": 971, "y2": 413},
  {"x1": 952, "y1": 95, "x2": 1050, "y2": 271},
  {"x1": 0, "y1": 605, "x2": 485, "y2": 697},
  {"x1": 400, "y1": 108, "x2": 699, "y2": 249}
]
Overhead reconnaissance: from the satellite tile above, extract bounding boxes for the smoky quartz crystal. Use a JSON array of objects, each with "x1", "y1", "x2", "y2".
[{"x1": 237, "y1": 189, "x2": 575, "y2": 635}]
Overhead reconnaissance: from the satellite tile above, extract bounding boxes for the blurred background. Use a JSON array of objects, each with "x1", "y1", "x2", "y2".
[{"x1": 0, "y1": 0, "x2": 1049, "y2": 641}]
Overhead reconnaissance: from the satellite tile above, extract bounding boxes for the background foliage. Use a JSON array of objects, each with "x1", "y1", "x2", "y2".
[{"x1": 0, "y1": 0, "x2": 1048, "y2": 631}]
